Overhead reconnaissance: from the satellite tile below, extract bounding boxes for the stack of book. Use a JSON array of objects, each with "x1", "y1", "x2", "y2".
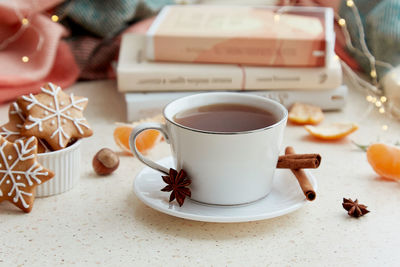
[{"x1": 117, "y1": 5, "x2": 345, "y2": 122}]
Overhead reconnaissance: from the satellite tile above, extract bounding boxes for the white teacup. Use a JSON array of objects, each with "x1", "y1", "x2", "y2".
[{"x1": 130, "y1": 92, "x2": 288, "y2": 205}]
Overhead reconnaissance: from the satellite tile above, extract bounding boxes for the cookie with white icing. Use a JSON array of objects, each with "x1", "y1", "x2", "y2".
[
  {"x1": 0, "y1": 102, "x2": 50, "y2": 153},
  {"x1": 0, "y1": 136, "x2": 54, "y2": 213},
  {"x1": 17, "y1": 83, "x2": 93, "y2": 151}
]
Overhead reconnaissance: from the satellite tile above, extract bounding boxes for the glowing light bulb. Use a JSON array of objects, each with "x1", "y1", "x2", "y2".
[
  {"x1": 21, "y1": 18, "x2": 29, "y2": 25},
  {"x1": 380, "y1": 96, "x2": 387, "y2": 103},
  {"x1": 371, "y1": 97, "x2": 377, "y2": 103},
  {"x1": 338, "y1": 18, "x2": 346, "y2": 26},
  {"x1": 382, "y1": 125, "x2": 388, "y2": 131},
  {"x1": 51, "y1": 15, "x2": 59, "y2": 22},
  {"x1": 370, "y1": 70, "x2": 377, "y2": 78},
  {"x1": 346, "y1": 0, "x2": 354, "y2": 7},
  {"x1": 375, "y1": 101, "x2": 382, "y2": 107},
  {"x1": 379, "y1": 107, "x2": 385, "y2": 114},
  {"x1": 366, "y1": 95, "x2": 373, "y2": 102},
  {"x1": 21, "y1": 56, "x2": 29, "y2": 63}
]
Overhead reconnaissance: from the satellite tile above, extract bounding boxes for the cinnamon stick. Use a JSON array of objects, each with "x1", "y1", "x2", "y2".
[
  {"x1": 285, "y1": 147, "x2": 317, "y2": 201},
  {"x1": 276, "y1": 153, "x2": 321, "y2": 169}
]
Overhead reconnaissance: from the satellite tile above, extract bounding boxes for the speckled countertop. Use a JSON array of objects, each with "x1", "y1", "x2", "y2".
[{"x1": 1, "y1": 80, "x2": 400, "y2": 266}]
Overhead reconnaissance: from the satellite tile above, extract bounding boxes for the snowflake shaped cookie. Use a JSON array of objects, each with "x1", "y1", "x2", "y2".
[
  {"x1": 0, "y1": 102, "x2": 50, "y2": 153},
  {"x1": 0, "y1": 102, "x2": 25, "y2": 142},
  {"x1": 17, "y1": 83, "x2": 93, "y2": 150},
  {"x1": 0, "y1": 136, "x2": 54, "y2": 213}
]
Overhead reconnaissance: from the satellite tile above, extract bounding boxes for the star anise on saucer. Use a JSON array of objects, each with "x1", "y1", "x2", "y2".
[
  {"x1": 161, "y1": 168, "x2": 191, "y2": 206},
  {"x1": 342, "y1": 198, "x2": 370, "y2": 218}
]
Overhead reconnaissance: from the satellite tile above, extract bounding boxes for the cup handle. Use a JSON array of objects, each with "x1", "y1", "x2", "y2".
[{"x1": 129, "y1": 122, "x2": 170, "y2": 175}]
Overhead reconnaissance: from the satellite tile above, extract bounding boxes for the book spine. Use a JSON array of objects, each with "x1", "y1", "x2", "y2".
[
  {"x1": 118, "y1": 63, "x2": 342, "y2": 92},
  {"x1": 118, "y1": 67, "x2": 243, "y2": 92},
  {"x1": 148, "y1": 35, "x2": 326, "y2": 67},
  {"x1": 249, "y1": 87, "x2": 347, "y2": 110},
  {"x1": 124, "y1": 86, "x2": 347, "y2": 122},
  {"x1": 244, "y1": 58, "x2": 342, "y2": 90}
]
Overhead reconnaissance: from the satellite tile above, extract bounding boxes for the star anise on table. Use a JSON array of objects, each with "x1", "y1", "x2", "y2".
[
  {"x1": 342, "y1": 198, "x2": 370, "y2": 218},
  {"x1": 161, "y1": 168, "x2": 191, "y2": 206}
]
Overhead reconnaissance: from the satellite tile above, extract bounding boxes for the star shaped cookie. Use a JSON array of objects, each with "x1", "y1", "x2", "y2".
[
  {"x1": 0, "y1": 102, "x2": 50, "y2": 153},
  {"x1": 17, "y1": 83, "x2": 93, "y2": 151},
  {"x1": 0, "y1": 136, "x2": 54, "y2": 213}
]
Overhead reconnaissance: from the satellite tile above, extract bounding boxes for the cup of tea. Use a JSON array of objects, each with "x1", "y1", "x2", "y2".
[{"x1": 130, "y1": 92, "x2": 288, "y2": 205}]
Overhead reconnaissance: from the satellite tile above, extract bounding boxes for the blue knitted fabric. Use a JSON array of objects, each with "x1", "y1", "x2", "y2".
[
  {"x1": 60, "y1": 0, "x2": 174, "y2": 38},
  {"x1": 339, "y1": 0, "x2": 400, "y2": 79}
]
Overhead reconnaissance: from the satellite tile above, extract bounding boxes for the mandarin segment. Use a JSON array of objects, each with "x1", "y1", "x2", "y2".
[
  {"x1": 304, "y1": 122, "x2": 358, "y2": 140},
  {"x1": 114, "y1": 114, "x2": 164, "y2": 155},
  {"x1": 135, "y1": 129, "x2": 162, "y2": 153},
  {"x1": 288, "y1": 102, "x2": 324, "y2": 125},
  {"x1": 114, "y1": 125, "x2": 134, "y2": 154},
  {"x1": 114, "y1": 126, "x2": 162, "y2": 155},
  {"x1": 366, "y1": 143, "x2": 400, "y2": 180}
]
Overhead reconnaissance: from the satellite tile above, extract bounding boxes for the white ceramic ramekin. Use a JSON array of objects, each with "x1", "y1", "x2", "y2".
[{"x1": 36, "y1": 140, "x2": 81, "y2": 197}]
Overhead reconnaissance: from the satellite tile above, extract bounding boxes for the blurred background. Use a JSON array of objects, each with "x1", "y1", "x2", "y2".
[{"x1": 0, "y1": 0, "x2": 399, "y2": 117}]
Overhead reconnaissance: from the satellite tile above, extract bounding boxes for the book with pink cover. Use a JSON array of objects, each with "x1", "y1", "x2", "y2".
[{"x1": 146, "y1": 5, "x2": 334, "y2": 67}]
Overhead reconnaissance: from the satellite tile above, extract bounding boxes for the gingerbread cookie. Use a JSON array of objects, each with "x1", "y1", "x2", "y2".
[
  {"x1": 0, "y1": 136, "x2": 54, "y2": 213},
  {"x1": 0, "y1": 102, "x2": 50, "y2": 153},
  {"x1": 17, "y1": 83, "x2": 93, "y2": 151},
  {"x1": 0, "y1": 102, "x2": 25, "y2": 142}
]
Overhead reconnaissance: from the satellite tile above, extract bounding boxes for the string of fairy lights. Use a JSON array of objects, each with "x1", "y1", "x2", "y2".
[
  {"x1": 0, "y1": 0, "x2": 396, "y2": 129},
  {"x1": 335, "y1": 0, "x2": 395, "y2": 131},
  {"x1": 0, "y1": 0, "x2": 72, "y2": 63},
  {"x1": 277, "y1": 0, "x2": 395, "y2": 130}
]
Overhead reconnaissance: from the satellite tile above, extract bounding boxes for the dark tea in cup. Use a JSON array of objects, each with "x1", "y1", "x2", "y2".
[{"x1": 173, "y1": 103, "x2": 278, "y2": 133}]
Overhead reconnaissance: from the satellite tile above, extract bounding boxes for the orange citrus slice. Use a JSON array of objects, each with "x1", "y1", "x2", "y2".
[
  {"x1": 367, "y1": 143, "x2": 400, "y2": 180},
  {"x1": 288, "y1": 102, "x2": 324, "y2": 125},
  {"x1": 114, "y1": 114, "x2": 165, "y2": 155},
  {"x1": 304, "y1": 122, "x2": 358, "y2": 140}
]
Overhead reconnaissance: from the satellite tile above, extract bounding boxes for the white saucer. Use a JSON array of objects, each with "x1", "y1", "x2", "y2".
[{"x1": 133, "y1": 157, "x2": 317, "y2": 223}]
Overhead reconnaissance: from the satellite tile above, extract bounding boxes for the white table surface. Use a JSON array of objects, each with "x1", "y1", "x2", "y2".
[{"x1": 1, "y1": 79, "x2": 399, "y2": 266}]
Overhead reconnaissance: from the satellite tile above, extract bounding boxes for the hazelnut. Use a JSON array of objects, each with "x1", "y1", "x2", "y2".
[{"x1": 93, "y1": 148, "x2": 119, "y2": 175}]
